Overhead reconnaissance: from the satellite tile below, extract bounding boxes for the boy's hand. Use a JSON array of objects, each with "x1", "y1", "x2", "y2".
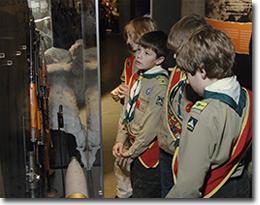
[
  {"x1": 111, "y1": 87, "x2": 120, "y2": 102},
  {"x1": 119, "y1": 151, "x2": 134, "y2": 167},
  {"x1": 112, "y1": 142, "x2": 123, "y2": 158},
  {"x1": 111, "y1": 85, "x2": 127, "y2": 102},
  {"x1": 118, "y1": 84, "x2": 127, "y2": 99}
]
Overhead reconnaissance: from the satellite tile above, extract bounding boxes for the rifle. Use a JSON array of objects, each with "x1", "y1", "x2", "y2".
[
  {"x1": 39, "y1": 36, "x2": 56, "y2": 197},
  {"x1": 26, "y1": 8, "x2": 55, "y2": 198},
  {"x1": 27, "y1": 8, "x2": 40, "y2": 198}
]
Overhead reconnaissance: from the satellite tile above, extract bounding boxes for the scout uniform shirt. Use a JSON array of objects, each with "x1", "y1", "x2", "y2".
[
  {"x1": 157, "y1": 66, "x2": 201, "y2": 155},
  {"x1": 116, "y1": 65, "x2": 169, "y2": 166},
  {"x1": 166, "y1": 76, "x2": 252, "y2": 198}
]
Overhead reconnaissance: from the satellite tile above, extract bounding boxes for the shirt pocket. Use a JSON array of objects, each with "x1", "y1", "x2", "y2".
[
  {"x1": 131, "y1": 93, "x2": 149, "y2": 131},
  {"x1": 138, "y1": 97, "x2": 148, "y2": 113}
]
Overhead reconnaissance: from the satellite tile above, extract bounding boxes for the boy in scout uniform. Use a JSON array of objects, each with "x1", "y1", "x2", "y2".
[
  {"x1": 157, "y1": 14, "x2": 212, "y2": 197},
  {"x1": 112, "y1": 31, "x2": 169, "y2": 198},
  {"x1": 166, "y1": 27, "x2": 252, "y2": 198}
]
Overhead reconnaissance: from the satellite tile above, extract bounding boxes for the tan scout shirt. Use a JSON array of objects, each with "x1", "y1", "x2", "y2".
[
  {"x1": 158, "y1": 67, "x2": 200, "y2": 155},
  {"x1": 166, "y1": 78, "x2": 251, "y2": 198},
  {"x1": 116, "y1": 68, "x2": 169, "y2": 159}
]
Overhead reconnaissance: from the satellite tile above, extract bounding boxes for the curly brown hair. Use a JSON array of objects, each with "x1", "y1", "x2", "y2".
[{"x1": 176, "y1": 26, "x2": 236, "y2": 79}]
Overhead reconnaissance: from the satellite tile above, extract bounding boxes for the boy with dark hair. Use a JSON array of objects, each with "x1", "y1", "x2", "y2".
[
  {"x1": 166, "y1": 27, "x2": 252, "y2": 198},
  {"x1": 112, "y1": 31, "x2": 170, "y2": 198},
  {"x1": 111, "y1": 16, "x2": 157, "y2": 198}
]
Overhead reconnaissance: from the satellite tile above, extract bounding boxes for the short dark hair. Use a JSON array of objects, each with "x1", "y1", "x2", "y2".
[
  {"x1": 139, "y1": 31, "x2": 170, "y2": 59},
  {"x1": 176, "y1": 26, "x2": 236, "y2": 79}
]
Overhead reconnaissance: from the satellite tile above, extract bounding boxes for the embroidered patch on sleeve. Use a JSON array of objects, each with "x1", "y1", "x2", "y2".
[
  {"x1": 158, "y1": 78, "x2": 167, "y2": 86},
  {"x1": 146, "y1": 88, "x2": 151, "y2": 95},
  {"x1": 192, "y1": 101, "x2": 208, "y2": 112},
  {"x1": 156, "y1": 96, "x2": 164, "y2": 106},
  {"x1": 126, "y1": 59, "x2": 131, "y2": 67},
  {"x1": 187, "y1": 116, "x2": 198, "y2": 132}
]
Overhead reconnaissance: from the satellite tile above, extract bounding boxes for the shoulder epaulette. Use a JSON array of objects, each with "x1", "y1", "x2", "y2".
[
  {"x1": 157, "y1": 78, "x2": 167, "y2": 86},
  {"x1": 192, "y1": 101, "x2": 208, "y2": 112}
]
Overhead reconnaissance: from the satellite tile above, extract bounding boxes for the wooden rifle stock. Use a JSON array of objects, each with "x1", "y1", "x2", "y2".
[
  {"x1": 29, "y1": 83, "x2": 38, "y2": 142},
  {"x1": 29, "y1": 14, "x2": 39, "y2": 143}
]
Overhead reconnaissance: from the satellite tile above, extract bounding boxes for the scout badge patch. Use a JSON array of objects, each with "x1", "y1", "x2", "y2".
[
  {"x1": 156, "y1": 96, "x2": 164, "y2": 106},
  {"x1": 187, "y1": 116, "x2": 198, "y2": 132}
]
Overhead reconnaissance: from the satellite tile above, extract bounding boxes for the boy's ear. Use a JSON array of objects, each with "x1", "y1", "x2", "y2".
[
  {"x1": 200, "y1": 68, "x2": 207, "y2": 79},
  {"x1": 156, "y1": 56, "x2": 165, "y2": 65}
]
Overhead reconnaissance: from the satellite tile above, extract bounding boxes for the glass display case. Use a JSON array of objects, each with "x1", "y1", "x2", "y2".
[
  {"x1": 0, "y1": 0, "x2": 102, "y2": 198},
  {"x1": 27, "y1": 0, "x2": 103, "y2": 198}
]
